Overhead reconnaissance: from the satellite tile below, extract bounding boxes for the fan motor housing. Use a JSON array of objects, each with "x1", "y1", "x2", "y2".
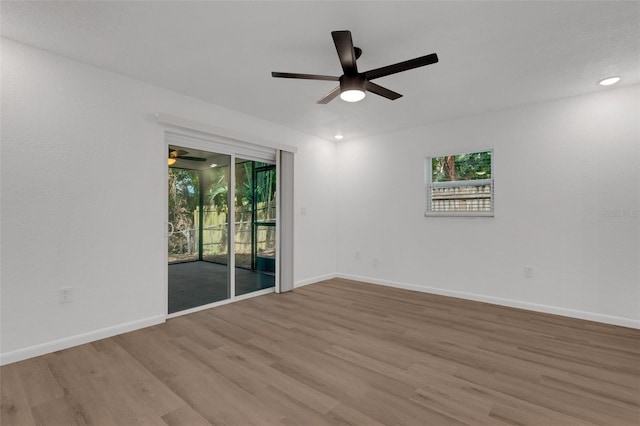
[{"x1": 339, "y1": 74, "x2": 366, "y2": 92}]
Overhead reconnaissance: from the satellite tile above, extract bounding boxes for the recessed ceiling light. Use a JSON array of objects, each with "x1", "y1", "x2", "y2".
[
  {"x1": 598, "y1": 77, "x2": 621, "y2": 86},
  {"x1": 334, "y1": 133, "x2": 344, "y2": 140},
  {"x1": 210, "y1": 163, "x2": 218, "y2": 168}
]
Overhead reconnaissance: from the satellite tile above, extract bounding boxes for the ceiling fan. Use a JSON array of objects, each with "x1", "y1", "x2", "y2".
[
  {"x1": 168, "y1": 148, "x2": 206, "y2": 166},
  {"x1": 271, "y1": 30, "x2": 438, "y2": 104}
]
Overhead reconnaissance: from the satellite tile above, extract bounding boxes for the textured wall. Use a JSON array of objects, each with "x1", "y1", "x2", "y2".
[
  {"x1": 336, "y1": 85, "x2": 640, "y2": 326},
  {"x1": 0, "y1": 39, "x2": 337, "y2": 363}
]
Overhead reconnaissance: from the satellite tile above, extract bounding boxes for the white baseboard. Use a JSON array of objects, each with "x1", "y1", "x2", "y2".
[
  {"x1": 1, "y1": 278, "x2": 329, "y2": 366},
  {"x1": 0, "y1": 315, "x2": 166, "y2": 366},
  {"x1": 4, "y1": 274, "x2": 636, "y2": 366},
  {"x1": 337, "y1": 273, "x2": 640, "y2": 329},
  {"x1": 294, "y1": 273, "x2": 337, "y2": 288}
]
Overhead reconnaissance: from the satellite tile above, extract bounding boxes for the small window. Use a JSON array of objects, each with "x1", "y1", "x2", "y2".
[{"x1": 425, "y1": 150, "x2": 494, "y2": 216}]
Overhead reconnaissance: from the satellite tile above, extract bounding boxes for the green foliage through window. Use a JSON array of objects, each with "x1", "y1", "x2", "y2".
[{"x1": 432, "y1": 150, "x2": 492, "y2": 182}]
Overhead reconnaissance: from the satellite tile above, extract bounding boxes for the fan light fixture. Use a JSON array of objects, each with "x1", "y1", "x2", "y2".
[
  {"x1": 168, "y1": 157, "x2": 177, "y2": 166},
  {"x1": 598, "y1": 77, "x2": 620, "y2": 86},
  {"x1": 339, "y1": 75, "x2": 366, "y2": 102},
  {"x1": 340, "y1": 89, "x2": 365, "y2": 102}
]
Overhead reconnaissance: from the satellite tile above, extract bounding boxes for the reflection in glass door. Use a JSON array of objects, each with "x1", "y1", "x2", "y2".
[
  {"x1": 235, "y1": 159, "x2": 276, "y2": 296},
  {"x1": 168, "y1": 146, "x2": 231, "y2": 313},
  {"x1": 167, "y1": 168, "x2": 200, "y2": 264}
]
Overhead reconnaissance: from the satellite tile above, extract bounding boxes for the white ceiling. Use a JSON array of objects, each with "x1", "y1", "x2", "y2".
[{"x1": 2, "y1": 1, "x2": 638, "y2": 142}]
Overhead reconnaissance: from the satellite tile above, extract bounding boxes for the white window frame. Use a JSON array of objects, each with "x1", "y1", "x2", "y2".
[{"x1": 425, "y1": 149, "x2": 494, "y2": 217}]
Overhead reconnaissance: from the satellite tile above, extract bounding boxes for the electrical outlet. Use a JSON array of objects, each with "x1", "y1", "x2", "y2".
[
  {"x1": 524, "y1": 266, "x2": 534, "y2": 279},
  {"x1": 60, "y1": 287, "x2": 73, "y2": 303},
  {"x1": 373, "y1": 257, "x2": 379, "y2": 267},
  {"x1": 355, "y1": 250, "x2": 361, "y2": 260},
  {"x1": 300, "y1": 206, "x2": 307, "y2": 215}
]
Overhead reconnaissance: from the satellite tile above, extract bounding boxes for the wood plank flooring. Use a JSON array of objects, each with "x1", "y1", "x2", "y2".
[{"x1": 2, "y1": 278, "x2": 639, "y2": 425}]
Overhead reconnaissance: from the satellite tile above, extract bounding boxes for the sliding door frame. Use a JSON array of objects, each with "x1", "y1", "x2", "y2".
[{"x1": 163, "y1": 127, "x2": 287, "y2": 318}]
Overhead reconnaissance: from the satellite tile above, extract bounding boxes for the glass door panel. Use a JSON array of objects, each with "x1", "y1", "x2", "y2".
[
  {"x1": 234, "y1": 159, "x2": 276, "y2": 296},
  {"x1": 168, "y1": 146, "x2": 231, "y2": 313}
]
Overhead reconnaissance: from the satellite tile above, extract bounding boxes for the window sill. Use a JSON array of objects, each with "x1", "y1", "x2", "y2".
[{"x1": 424, "y1": 211, "x2": 494, "y2": 217}]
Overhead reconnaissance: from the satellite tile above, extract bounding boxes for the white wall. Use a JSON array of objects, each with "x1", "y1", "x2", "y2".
[
  {"x1": 2, "y1": 37, "x2": 638, "y2": 366},
  {"x1": 0, "y1": 39, "x2": 337, "y2": 364},
  {"x1": 336, "y1": 85, "x2": 640, "y2": 327}
]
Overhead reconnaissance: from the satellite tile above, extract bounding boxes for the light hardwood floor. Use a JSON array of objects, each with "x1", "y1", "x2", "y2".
[{"x1": 2, "y1": 278, "x2": 639, "y2": 425}]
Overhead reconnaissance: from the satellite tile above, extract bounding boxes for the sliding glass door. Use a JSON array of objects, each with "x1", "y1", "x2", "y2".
[{"x1": 168, "y1": 146, "x2": 277, "y2": 314}]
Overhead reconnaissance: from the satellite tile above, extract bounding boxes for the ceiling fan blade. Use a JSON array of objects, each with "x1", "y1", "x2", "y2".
[
  {"x1": 179, "y1": 156, "x2": 207, "y2": 162},
  {"x1": 169, "y1": 149, "x2": 187, "y2": 158},
  {"x1": 332, "y1": 30, "x2": 358, "y2": 75},
  {"x1": 272, "y1": 72, "x2": 339, "y2": 81},
  {"x1": 316, "y1": 86, "x2": 341, "y2": 104},
  {"x1": 365, "y1": 81, "x2": 403, "y2": 100},
  {"x1": 365, "y1": 53, "x2": 438, "y2": 80}
]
